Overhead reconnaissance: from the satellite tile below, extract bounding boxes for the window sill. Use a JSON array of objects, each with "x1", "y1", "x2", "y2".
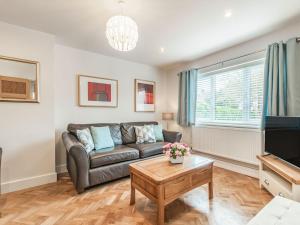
[{"x1": 194, "y1": 122, "x2": 262, "y2": 132}]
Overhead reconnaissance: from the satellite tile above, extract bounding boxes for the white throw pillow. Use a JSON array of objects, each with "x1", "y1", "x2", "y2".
[
  {"x1": 76, "y1": 128, "x2": 95, "y2": 153},
  {"x1": 134, "y1": 125, "x2": 156, "y2": 144}
]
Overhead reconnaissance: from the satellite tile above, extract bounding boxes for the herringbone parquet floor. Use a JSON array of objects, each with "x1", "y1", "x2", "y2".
[{"x1": 0, "y1": 167, "x2": 272, "y2": 225}]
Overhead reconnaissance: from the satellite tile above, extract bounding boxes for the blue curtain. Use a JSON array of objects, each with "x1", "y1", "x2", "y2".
[
  {"x1": 177, "y1": 69, "x2": 198, "y2": 126},
  {"x1": 286, "y1": 38, "x2": 300, "y2": 116},
  {"x1": 263, "y1": 37, "x2": 300, "y2": 122},
  {"x1": 263, "y1": 41, "x2": 287, "y2": 117}
]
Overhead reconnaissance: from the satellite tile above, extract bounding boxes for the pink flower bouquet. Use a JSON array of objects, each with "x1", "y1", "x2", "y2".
[{"x1": 163, "y1": 142, "x2": 190, "y2": 163}]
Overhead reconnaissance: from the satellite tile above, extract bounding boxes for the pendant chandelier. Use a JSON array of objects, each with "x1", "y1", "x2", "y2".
[{"x1": 106, "y1": 1, "x2": 138, "y2": 52}]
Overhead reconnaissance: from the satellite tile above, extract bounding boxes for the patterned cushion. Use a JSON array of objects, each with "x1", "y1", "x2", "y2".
[
  {"x1": 120, "y1": 122, "x2": 158, "y2": 144},
  {"x1": 76, "y1": 128, "x2": 95, "y2": 153},
  {"x1": 134, "y1": 125, "x2": 156, "y2": 144}
]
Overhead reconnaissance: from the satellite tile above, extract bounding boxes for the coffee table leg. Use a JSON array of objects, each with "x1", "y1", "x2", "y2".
[
  {"x1": 130, "y1": 173, "x2": 136, "y2": 205},
  {"x1": 158, "y1": 203, "x2": 164, "y2": 225},
  {"x1": 158, "y1": 185, "x2": 165, "y2": 225},
  {"x1": 208, "y1": 181, "x2": 213, "y2": 199},
  {"x1": 130, "y1": 185, "x2": 135, "y2": 205}
]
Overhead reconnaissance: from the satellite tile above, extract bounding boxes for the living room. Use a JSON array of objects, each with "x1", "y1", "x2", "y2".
[{"x1": 0, "y1": 1, "x2": 300, "y2": 224}]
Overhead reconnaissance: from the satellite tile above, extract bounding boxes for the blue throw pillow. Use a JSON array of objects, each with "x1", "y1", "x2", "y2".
[
  {"x1": 90, "y1": 126, "x2": 114, "y2": 150},
  {"x1": 153, "y1": 124, "x2": 164, "y2": 142}
]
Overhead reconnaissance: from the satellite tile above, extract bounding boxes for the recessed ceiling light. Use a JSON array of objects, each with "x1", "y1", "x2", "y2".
[
  {"x1": 224, "y1": 10, "x2": 232, "y2": 18},
  {"x1": 160, "y1": 47, "x2": 165, "y2": 53}
]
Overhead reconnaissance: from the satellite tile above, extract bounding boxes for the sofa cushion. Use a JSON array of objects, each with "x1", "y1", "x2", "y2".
[
  {"x1": 109, "y1": 125, "x2": 123, "y2": 145},
  {"x1": 67, "y1": 123, "x2": 122, "y2": 145},
  {"x1": 153, "y1": 124, "x2": 164, "y2": 141},
  {"x1": 89, "y1": 159, "x2": 139, "y2": 187},
  {"x1": 89, "y1": 145, "x2": 139, "y2": 168},
  {"x1": 134, "y1": 125, "x2": 156, "y2": 144},
  {"x1": 120, "y1": 121, "x2": 158, "y2": 144},
  {"x1": 127, "y1": 142, "x2": 168, "y2": 158},
  {"x1": 76, "y1": 128, "x2": 95, "y2": 153},
  {"x1": 90, "y1": 126, "x2": 114, "y2": 150}
]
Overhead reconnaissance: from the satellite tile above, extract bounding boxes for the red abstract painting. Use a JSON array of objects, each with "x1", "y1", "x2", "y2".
[
  {"x1": 88, "y1": 82, "x2": 111, "y2": 102},
  {"x1": 138, "y1": 83, "x2": 154, "y2": 104}
]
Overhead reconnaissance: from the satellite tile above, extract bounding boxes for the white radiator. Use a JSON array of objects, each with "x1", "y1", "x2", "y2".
[{"x1": 192, "y1": 126, "x2": 263, "y2": 165}]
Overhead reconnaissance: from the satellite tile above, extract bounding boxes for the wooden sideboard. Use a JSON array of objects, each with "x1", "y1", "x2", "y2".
[{"x1": 257, "y1": 154, "x2": 300, "y2": 201}]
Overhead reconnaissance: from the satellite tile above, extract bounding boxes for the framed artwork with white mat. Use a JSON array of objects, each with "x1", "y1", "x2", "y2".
[
  {"x1": 134, "y1": 79, "x2": 155, "y2": 112},
  {"x1": 78, "y1": 74, "x2": 118, "y2": 107}
]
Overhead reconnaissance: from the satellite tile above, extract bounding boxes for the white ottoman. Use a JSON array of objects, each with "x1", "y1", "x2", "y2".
[{"x1": 247, "y1": 196, "x2": 300, "y2": 225}]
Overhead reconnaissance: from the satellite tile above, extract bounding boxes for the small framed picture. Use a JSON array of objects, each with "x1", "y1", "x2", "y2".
[
  {"x1": 78, "y1": 74, "x2": 118, "y2": 107},
  {"x1": 135, "y1": 79, "x2": 155, "y2": 112}
]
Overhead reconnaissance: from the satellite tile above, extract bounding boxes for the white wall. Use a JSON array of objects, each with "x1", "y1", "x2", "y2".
[
  {"x1": 54, "y1": 45, "x2": 166, "y2": 172},
  {"x1": 0, "y1": 22, "x2": 166, "y2": 192},
  {"x1": 0, "y1": 22, "x2": 56, "y2": 193},
  {"x1": 164, "y1": 17, "x2": 300, "y2": 145}
]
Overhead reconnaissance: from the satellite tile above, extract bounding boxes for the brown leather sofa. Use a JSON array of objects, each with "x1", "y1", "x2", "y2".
[{"x1": 62, "y1": 121, "x2": 182, "y2": 193}]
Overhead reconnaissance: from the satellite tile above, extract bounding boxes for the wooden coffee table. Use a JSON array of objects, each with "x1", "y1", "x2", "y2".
[{"x1": 129, "y1": 155, "x2": 214, "y2": 225}]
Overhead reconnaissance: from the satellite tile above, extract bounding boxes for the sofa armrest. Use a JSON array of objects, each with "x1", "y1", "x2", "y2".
[
  {"x1": 62, "y1": 132, "x2": 89, "y2": 193},
  {"x1": 163, "y1": 130, "x2": 182, "y2": 143}
]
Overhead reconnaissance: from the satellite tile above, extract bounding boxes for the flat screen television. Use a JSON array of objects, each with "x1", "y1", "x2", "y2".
[{"x1": 265, "y1": 116, "x2": 300, "y2": 168}]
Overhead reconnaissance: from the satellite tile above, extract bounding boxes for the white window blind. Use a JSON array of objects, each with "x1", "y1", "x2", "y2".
[{"x1": 196, "y1": 59, "x2": 264, "y2": 127}]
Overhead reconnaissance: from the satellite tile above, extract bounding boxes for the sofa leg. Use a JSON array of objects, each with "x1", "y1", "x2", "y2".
[{"x1": 76, "y1": 187, "x2": 85, "y2": 194}]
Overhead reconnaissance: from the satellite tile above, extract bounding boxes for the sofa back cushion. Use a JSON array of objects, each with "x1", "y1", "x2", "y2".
[
  {"x1": 68, "y1": 123, "x2": 122, "y2": 145},
  {"x1": 120, "y1": 121, "x2": 158, "y2": 144}
]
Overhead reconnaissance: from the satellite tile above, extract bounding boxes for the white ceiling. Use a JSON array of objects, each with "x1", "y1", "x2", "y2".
[{"x1": 0, "y1": 0, "x2": 299, "y2": 68}]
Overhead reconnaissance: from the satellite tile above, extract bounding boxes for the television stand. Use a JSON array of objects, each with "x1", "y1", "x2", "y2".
[{"x1": 257, "y1": 154, "x2": 300, "y2": 201}]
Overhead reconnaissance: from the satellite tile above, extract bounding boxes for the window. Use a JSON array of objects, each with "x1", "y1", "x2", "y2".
[{"x1": 196, "y1": 60, "x2": 264, "y2": 127}]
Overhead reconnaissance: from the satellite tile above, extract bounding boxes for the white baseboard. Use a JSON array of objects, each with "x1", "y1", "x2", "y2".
[
  {"x1": 193, "y1": 150, "x2": 259, "y2": 178},
  {"x1": 56, "y1": 164, "x2": 67, "y2": 174},
  {"x1": 213, "y1": 159, "x2": 259, "y2": 178},
  {"x1": 1, "y1": 172, "x2": 57, "y2": 194}
]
